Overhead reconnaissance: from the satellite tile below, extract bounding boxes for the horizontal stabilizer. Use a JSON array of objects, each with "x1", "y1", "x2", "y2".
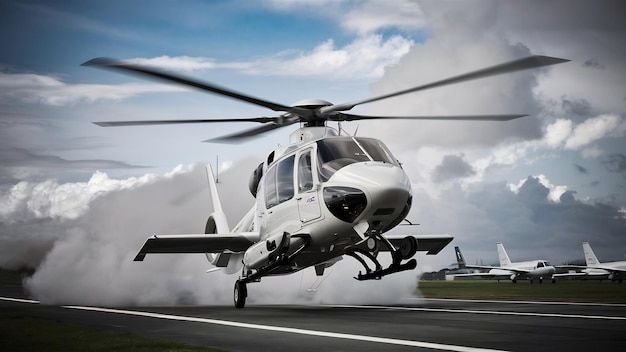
[
  {"x1": 387, "y1": 234, "x2": 453, "y2": 255},
  {"x1": 134, "y1": 233, "x2": 257, "y2": 261}
]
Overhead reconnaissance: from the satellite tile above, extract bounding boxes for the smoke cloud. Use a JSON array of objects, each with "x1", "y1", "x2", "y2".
[{"x1": 1, "y1": 158, "x2": 418, "y2": 306}]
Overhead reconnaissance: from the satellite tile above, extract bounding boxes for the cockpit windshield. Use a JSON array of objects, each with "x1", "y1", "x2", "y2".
[{"x1": 317, "y1": 137, "x2": 399, "y2": 182}]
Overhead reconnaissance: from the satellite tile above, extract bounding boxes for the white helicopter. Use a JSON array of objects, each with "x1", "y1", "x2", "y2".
[{"x1": 84, "y1": 55, "x2": 568, "y2": 308}]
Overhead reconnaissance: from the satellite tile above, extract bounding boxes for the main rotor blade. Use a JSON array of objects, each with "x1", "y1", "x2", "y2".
[
  {"x1": 93, "y1": 117, "x2": 278, "y2": 127},
  {"x1": 82, "y1": 57, "x2": 313, "y2": 118},
  {"x1": 333, "y1": 113, "x2": 528, "y2": 122},
  {"x1": 321, "y1": 55, "x2": 569, "y2": 114},
  {"x1": 203, "y1": 120, "x2": 298, "y2": 144}
]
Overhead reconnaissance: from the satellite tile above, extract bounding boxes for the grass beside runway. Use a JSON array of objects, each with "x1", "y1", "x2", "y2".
[
  {"x1": 0, "y1": 311, "x2": 225, "y2": 352},
  {"x1": 417, "y1": 279, "x2": 626, "y2": 303},
  {"x1": 1, "y1": 269, "x2": 226, "y2": 351}
]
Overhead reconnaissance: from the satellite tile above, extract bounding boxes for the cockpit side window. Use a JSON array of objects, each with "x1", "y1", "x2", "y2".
[
  {"x1": 264, "y1": 165, "x2": 278, "y2": 208},
  {"x1": 277, "y1": 155, "x2": 295, "y2": 203},
  {"x1": 298, "y1": 151, "x2": 313, "y2": 192},
  {"x1": 537, "y1": 262, "x2": 544, "y2": 268},
  {"x1": 265, "y1": 155, "x2": 295, "y2": 208},
  {"x1": 357, "y1": 138, "x2": 398, "y2": 166}
]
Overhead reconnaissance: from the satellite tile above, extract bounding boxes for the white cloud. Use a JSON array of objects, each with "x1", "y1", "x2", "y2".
[
  {"x1": 0, "y1": 72, "x2": 183, "y2": 106},
  {"x1": 15, "y1": 34, "x2": 412, "y2": 109},
  {"x1": 267, "y1": 0, "x2": 425, "y2": 35},
  {"x1": 357, "y1": 7, "x2": 544, "y2": 150},
  {"x1": 0, "y1": 168, "x2": 188, "y2": 222},
  {"x1": 564, "y1": 114, "x2": 625, "y2": 150},
  {"x1": 581, "y1": 146, "x2": 602, "y2": 159},
  {"x1": 128, "y1": 35, "x2": 413, "y2": 80},
  {"x1": 127, "y1": 56, "x2": 218, "y2": 72},
  {"x1": 543, "y1": 118, "x2": 572, "y2": 148},
  {"x1": 342, "y1": 0, "x2": 425, "y2": 35},
  {"x1": 251, "y1": 35, "x2": 413, "y2": 79},
  {"x1": 508, "y1": 174, "x2": 567, "y2": 203}
]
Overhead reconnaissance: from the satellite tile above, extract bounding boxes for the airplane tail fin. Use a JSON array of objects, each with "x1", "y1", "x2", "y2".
[
  {"x1": 454, "y1": 246, "x2": 466, "y2": 269},
  {"x1": 582, "y1": 242, "x2": 600, "y2": 266},
  {"x1": 497, "y1": 243, "x2": 511, "y2": 266}
]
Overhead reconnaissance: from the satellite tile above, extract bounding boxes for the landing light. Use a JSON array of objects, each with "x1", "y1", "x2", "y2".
[{"x1": 323, "y1": 187, "x2": 367, "y2": 223}]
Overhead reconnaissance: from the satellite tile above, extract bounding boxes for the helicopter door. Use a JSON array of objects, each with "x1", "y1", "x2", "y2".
[{"x1": 296, "y1": 150, "x2": 322, "y2": 223}]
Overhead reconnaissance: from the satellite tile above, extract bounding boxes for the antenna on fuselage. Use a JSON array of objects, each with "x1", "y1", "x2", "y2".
[
  {"x1": 215, "y1": 155, "x2": 219, "y2": 183},
  {"x1": 338, "y1": 122, "x2": 352, "y2": 137}
]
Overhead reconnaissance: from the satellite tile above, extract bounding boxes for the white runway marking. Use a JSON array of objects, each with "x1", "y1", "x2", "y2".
[
  {"x1": 65, "y1": 305, "x2": 510, "y2": 352},
  {"x1": 0, "y1": 296, "x2": 39, "y2": 304},
  {"x1": 412, "y1": 297, "x2": 626, "y2": 307},
  {"x1": 0, "y1": 296, "x2": 507, "y2": 352},
  {"x1": 331, "y1": 304, "x2": 626, "y2": 320}
]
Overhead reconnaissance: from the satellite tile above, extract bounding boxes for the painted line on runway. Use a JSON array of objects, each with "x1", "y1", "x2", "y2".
[
  {"x1": 410, "y1": 297, "x2": 626, "y2": 307},
  {"x1": 0, "y1": 296, "x2": 39, "y2": 304},
  {"x1": 331, "y1": 304, "x2": 626, "y2": 320},
  {"x1": 63, "y1": 305, "x2": 509, "y2": 352},
  {"x1": 0, "y1": 297, "x2": 507, "y2": 352}
]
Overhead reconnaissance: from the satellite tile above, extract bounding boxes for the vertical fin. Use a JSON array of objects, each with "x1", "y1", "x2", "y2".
[
  {"x1": 205, "y1": 163, "x2": 230, "y2": 233},
  {"x1": 497, "y1": 243, "x2": 511, "y2": 266},
  {"x1": 454, "y1": 246, "x2": 466, "y2": 269},
  {"x1": 582, "y1": 242, "x2": 600, "y2": 266}
]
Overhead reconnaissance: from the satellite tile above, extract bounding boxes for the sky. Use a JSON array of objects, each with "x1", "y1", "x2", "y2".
[{"x1": 1, "y1": 0, "x2": 626, "y2": 305}]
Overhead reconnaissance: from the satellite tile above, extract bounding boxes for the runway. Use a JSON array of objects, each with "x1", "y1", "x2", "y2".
[{"x1": 2, "y1": 286, "x2": 625, "y2": 351}]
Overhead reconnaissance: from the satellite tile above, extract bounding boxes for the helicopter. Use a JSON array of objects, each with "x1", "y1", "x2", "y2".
[{"x1": 83, "y1": 55, "x2": 568, "y2": 308}]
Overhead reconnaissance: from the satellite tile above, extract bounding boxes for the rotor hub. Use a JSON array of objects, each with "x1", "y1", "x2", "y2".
[{"x1": 291, "y1": 99, "x2": 333, "y2": 108}]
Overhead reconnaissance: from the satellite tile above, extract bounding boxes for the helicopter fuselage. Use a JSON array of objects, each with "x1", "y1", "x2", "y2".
[{"x1": 229, "y1": 126, "x2": 412, "y2": 277}]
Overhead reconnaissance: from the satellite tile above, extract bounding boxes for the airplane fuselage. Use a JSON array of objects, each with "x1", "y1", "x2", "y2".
[{"x1": 490, "y1": 260, "x2": 555, "y2": 281}]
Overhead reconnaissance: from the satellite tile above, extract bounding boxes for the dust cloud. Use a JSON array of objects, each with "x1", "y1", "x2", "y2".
[{"x1": 1, "y1": 159, "x2": 420, "y2": 307}]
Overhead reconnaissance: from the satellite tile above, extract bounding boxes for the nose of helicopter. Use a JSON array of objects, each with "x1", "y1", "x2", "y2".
[{"x1": 323, "y1": 162, "x2": 412, "y2": 224}]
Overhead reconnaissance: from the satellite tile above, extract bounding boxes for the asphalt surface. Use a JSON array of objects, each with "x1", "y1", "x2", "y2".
[{"x1": 2, "y1": 285, "x2": 626, "y2": 351}]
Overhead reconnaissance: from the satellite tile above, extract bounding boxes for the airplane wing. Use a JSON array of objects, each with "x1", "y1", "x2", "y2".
[
  {"x1": 462, "y1": 264, "x2": 532, "y2": 275},
  {"x1": 556, "y1": 264, "x2": 624, "y2": 275},
  {"x1": 385, "y1": 234, "x2": 453, "y2": 255},
  {"x1": 586, "y1": 266, "x2": 626, "y2": 274},
  {"x1": 448, "y1": 272, "x2": 512, "y2": 280},
  {"x1": 551, "y1": 271, "x2": 591, "y2": 279},
  {"x1": 133, "y1": 233, "x2": 257, "y2": 261}
]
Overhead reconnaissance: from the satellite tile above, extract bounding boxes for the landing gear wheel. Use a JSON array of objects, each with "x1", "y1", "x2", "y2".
[
  {"x1": 234, "y1": 280, "x2": 247, "y2": 309},
  {"x1": 399, "y1": 236, "x2": 418, "y2": 260}
]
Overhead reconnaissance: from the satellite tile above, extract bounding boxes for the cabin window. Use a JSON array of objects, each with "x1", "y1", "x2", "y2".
[
  {"x1": 277, "y1": 155, "x2": 295, "y2": 203},
  {"x1": 264, "y1": 165, "x2": 278, "y2": 208},
  {"x1": 317, "y1": 137, "x2": 398, "y2": 182},
  {"x1": 298, "y1": 151, "x2": 313, "y2": 192},
  {"x1": 264, "y1": 156, "x2": 296, "y2": 208}
]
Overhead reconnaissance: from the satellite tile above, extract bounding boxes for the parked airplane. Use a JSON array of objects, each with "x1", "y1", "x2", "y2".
[
  {"x1": 454, "y1": 244, "x2": 556, "y2": 283},
  {"x1": 553, "y1": 242, "x2": 625, "y2": 282}
]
